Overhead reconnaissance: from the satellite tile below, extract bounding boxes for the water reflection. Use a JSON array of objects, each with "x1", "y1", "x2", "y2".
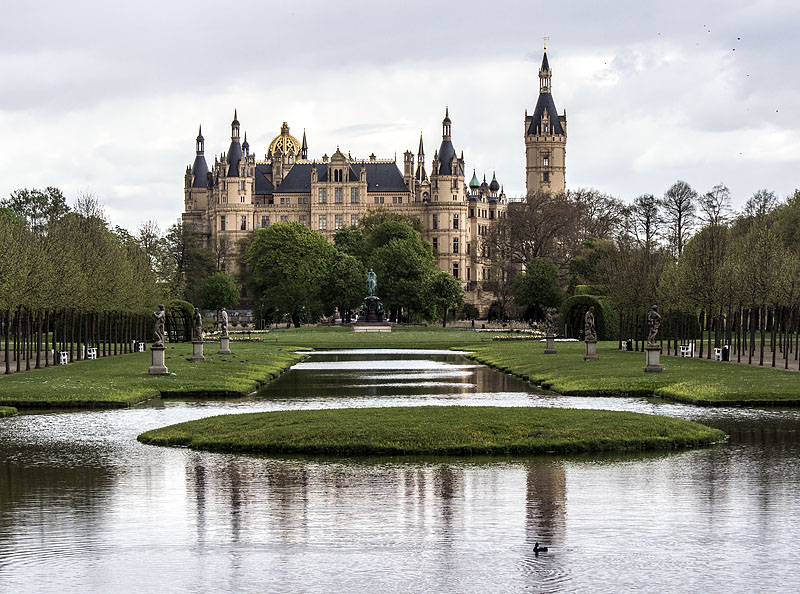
[{"x1": 1, "y1": 350, "x2": 800, "y2": 593}]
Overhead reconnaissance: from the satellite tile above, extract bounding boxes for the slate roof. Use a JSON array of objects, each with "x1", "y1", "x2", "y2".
[
  {"x1": 191, "y1": 155, "x2": 209, "y2": 188},
  {"x1": 254, "y1": 163, "x2": 274, "y2": 194},
  {"x1": 227, "y1": 139, "x2": 242, "y2": 177},
  {"x1": 541, "y1": 51, "x2": 550, "y2": 71},
  {"x1": 437, "y1": 139, "x2": 457, "y2": 175},
  {"x1": 273, "y1": 161, "x2": 408, "y2": 194},
  {"x1": 526, "y1": 91, "x2": 565, "y2": 136}
]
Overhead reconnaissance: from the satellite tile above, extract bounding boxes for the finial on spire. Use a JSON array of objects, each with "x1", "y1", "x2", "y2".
[{"x1": 543, "y1": 35, "x2": 549, "y2": 51}]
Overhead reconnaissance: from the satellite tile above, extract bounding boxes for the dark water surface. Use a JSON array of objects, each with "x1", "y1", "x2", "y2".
[{"x1": 1, "y1": 349, "x2": 799, "y2": 593}]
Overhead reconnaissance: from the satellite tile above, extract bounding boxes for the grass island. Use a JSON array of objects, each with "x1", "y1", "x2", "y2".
[
  {"x1": 0, "y1": 406, "x2": 17, "y2": 417},
  {"x1": 137, "y1": 405, "x2": 725, "y2": 456}
]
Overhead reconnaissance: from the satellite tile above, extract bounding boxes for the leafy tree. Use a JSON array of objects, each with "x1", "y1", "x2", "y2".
[
  {"x1": 661, "y1": 180, "x2": 697, "y2": 259},
  {"x1": 333, "y1": 226, "x2": 366, "y2": 264},
  {"x1": 247, "y1": 222, "x2": 335, "y2": 327},
  {"x1": 369, "y1": 231, "x2": 435, "y2": 321},
  {"x1": 162, "y1": 221, "x2": 214, "y2": 301},
  {"x1": 0, "y1": 187, "x2": 69, "y2": 234},
  {"x1": 324, "y1": 252, "x2": 365, "y2": 322},
  {"x1": 198, "y1": 272, "x2": 240, "y2": 313},
  {"x1": 424, "y1": 269, "x2": 465, "y2": 327},
  {"x1": 511, "y1": 258, "x2": 563, "y2": 320},
  {"x1": 358, "y1": 207, "x2": 422, "y2": 234}
]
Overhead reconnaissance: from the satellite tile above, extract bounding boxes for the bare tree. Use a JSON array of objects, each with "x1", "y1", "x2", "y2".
[
  {"x1": 569, "y1": 188, "x2": 626, "y2": 242},
  {"x1": 743, "y1": 189, "x2": 778, "y2": 220},
  {"x1": 698, "y1": 183, "x2": 732, "y2": 227},
  {"x1": 660, "y1": 180, "x2": 697, "y2": 259},
  {"x1": 629, "y1": 194, "x2": 662, "y2": 254}
]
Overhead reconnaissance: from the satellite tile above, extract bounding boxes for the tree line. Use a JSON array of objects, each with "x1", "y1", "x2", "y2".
[
  {"x1": 487, "y1": 180, "x2": 800, "y2": 368},
  {"x1": 1, "y1": 188, "x2": 160, "y2": 371}
]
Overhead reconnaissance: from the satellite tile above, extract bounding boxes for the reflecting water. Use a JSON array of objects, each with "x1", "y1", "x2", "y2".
[{"x1": 1, "y1": 350, "x2": 799, "y2": 593}]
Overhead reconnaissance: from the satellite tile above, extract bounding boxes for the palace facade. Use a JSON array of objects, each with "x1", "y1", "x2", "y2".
[{"x1": 182, "y1": 50, "x2": 565, "y2": 313}]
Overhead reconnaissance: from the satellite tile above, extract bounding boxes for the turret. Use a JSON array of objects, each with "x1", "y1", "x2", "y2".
[
  {"x1": 191, "y1": 125, "x2": 209, "y2": 188},
  {"x1": 226, "y1": 109, "x2": 243, "y2": 177}
]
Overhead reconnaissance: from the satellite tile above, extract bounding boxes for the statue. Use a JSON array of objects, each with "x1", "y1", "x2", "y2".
[
  {"x1": 366, "y1": 269, "x2": 377, "y2": 297},
  {"x1": 545, "y1": 310, "x2": 555, "y2": 335},
  {"x1": 220, "y1": 309, "x2": 229, "y2": 337},
  {"x1": 584, "y1": 307, "x2": 597, "y2": 341},
  {"x1": 153, "y1": 304, "x2": 165, "y2": 347},
  {"x1": 647, "y1": 305, "x2": 661, "y2": 346},
  {"x1": 194, "y1": 307, "x2": 203, "y2": 341}
]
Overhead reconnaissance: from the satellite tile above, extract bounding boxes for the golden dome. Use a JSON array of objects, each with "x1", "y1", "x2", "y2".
[{"x1": 268, "y1": 122, "x2": 302, "y2": 156}]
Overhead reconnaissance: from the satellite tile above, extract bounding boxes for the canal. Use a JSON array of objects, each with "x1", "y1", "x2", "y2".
[{"x1": 1, "y1": 349, "x2": 799, "y2": 593}]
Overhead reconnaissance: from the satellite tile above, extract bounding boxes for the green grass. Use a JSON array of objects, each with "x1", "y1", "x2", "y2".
[
  {"x1": 137, "y1": 405, "x2": 725, "y2": 455},
  {"x1": 256, "y1": 325, "x2": 493, "y2": 349},
  {"x1": 468, "y1": 340, "x2": 800, "y2": 406},
  {"x1": 0, "y1": 406, "x2": 17, "y2": 417},
  {"x1": 0, "y1": 342, "x2": 305, "y2": 409}
]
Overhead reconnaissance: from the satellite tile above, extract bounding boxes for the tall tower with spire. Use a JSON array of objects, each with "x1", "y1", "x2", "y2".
[{"x1": 524, "y1": 46, "x2": 567, "y2": 195}]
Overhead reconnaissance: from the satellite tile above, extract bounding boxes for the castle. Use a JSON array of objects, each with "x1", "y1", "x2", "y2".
[{"x1": 182, "y1": 50, "x2": 566, "y2": 314}]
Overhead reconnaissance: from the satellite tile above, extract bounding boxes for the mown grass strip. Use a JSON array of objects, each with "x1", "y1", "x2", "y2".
[
  {"x1": 256, "y1": 325, "x2": 492, "y2": 349},
  {"x1": 0, "y1": 406, "x2": 17, "y2": 417},
  {"x1": 0, "y1": 343, "x2": 305, "y2": 409},
  {"x1": 468, "y1": 341, "x2": 800, "y2": 406},
  {"x1": 137, "y1": 405, "x2": 725, "y2": 456}
]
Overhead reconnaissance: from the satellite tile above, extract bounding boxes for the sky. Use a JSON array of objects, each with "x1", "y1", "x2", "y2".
[{"x1": 1, "y1": 0, "x2": 798, "y2": 233}]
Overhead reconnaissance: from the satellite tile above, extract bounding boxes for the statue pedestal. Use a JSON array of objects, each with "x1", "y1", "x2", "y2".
[
  {"x1": 148, "y1": 345, "x2": 169, "y2": 375},
  {"x1": 544, "y1": 334, "x2": 557, "y2": 354},
  {"x1": 644, "y1": 345, "x2": 663, "y2": 372},
  {"x1": 218, "y1": 336, "x2": 231, "y2": 355},
  {"x1": 584, "y1": 339, "x2": 599, "y2": 361},
  {"x1": 363, "y1": 295, "x2": 384, "y2": 323},
  {"x1": 190, "y1": 339, "x2": 206, "y2": 362}
]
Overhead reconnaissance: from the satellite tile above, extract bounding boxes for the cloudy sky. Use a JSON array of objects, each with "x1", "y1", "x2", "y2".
[{"x1": 1, "y1": 0, "x2": 798, "y2": 232}]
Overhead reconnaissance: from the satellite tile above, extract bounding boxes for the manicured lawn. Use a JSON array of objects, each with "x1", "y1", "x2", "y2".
[
  {"x1": 0, "y1": 342, "x2": 305, "y2": 409},
  {"x1": 137, "y1": 405, "x2": 725, "y2": 456},
  {"x1": 0, "y1": 406, "x2": 17, "y2": 417},
  {"x1": 468, "y1": 340, "x2": 800, "y2": 406},
  {"x1": 255, "y1": 325, "x2": 493, "y2": 349}
]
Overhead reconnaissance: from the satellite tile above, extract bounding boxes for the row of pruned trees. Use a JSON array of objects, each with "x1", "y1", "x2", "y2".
[{"x1": 0, "y1": 188, "x2": 161, "y2": 372}]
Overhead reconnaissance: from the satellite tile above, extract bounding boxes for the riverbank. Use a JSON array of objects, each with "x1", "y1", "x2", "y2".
[
  {"x1": 0, "y1": 343, "x2": 305, "y2": 409},
  {"x1": 0, "y1": 406, "x2": 17, "y2": 417},
  {"x1": 137, "y1": 405, "x2": 725, "y2": 456},
  {"x1": 468, "y1": 340, "x2": 800, "y2": 406}
]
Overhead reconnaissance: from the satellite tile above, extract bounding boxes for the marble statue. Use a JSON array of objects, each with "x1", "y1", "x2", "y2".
[
  {"x1": 545, "y1": 310, "x2": 555, "y2": 335},
  {"x1": 647, "y1": 305, "x2": 661, "y2": 346},
  {"x1": 194, "y1": 307, "x2": 203, "y2": 340},
  {"x1": 221, "y1": 309, "x2": 229, "y2": 337},
  {"x1": 584, "y1": 307, "x2": 597, "y2": 341},
  {"x1": 153, "y1": 304, "x2": 165, "y2": 347}
]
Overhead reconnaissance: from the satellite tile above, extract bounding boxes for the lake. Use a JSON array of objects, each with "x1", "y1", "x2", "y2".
[{"x1": 1, "y1": 349, "x2": 799, "y2": 593}]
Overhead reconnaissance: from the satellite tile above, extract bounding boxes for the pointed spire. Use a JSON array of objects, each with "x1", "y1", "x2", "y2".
[
  {"x1": 301, "y1": 128, "x2": 308, "y2": 159},
  {"x1": 469, "y1": 169, "x2": 480, "y2": 189},
  {"x1": 418, "y1": 132, "x2": 424, "y2": 157},
  {"x1": 539, "y1": 49, "x2": 552, "y2": 93},
  {"x1": 242, "y1": 131, "x2": 249, "y2": 153},
  {"x1": 442, "y1": 107, "x2": 451, "y2": 139},
  {"x1": 231, "y1": 109, "x2": 240, "y2": 140},
  {"x1": 196, "y1": 124, "x2": 204, "y2": 155}
]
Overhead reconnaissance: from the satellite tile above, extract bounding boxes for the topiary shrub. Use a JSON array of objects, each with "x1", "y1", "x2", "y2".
[{"x1": 561, "y1": 294, "x2": 619, "y2": 341}]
